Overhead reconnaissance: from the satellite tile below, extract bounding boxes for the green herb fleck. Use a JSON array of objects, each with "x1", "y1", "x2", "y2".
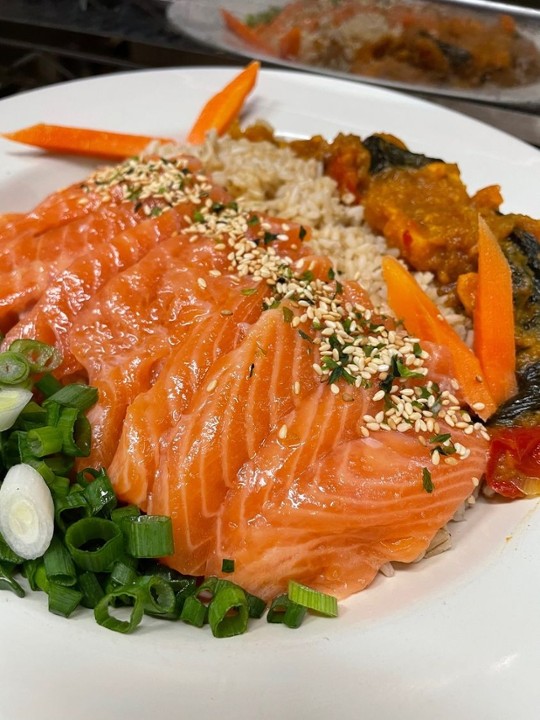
[
  {"x1": 298, "y1": 330, "x2": 313, "y2": 343},
  {"x1": 299, "y1": 225, "x2": 307, "y2": 241},
  {"x1": 193, "y1": 210, "x2": 205, "y2": 223},
  {"x1": 221, "y1": 559, "x2": 235, "y2": 573},
  {"x1": 422, "y1": 467, "x2": 434, "y2": 493},
  {"x1": 241, "y1": 287, "x2": 257, "y2": 296},
  {"x1": 282, "y1": 307, "x2": 294, "y2": 324}
]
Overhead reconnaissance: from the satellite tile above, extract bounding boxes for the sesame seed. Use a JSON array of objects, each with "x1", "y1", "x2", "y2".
[
  {"x1": 197, "y1": 278, "x2": 207, "y2": 290},
  {"x1": 432, "y1": 450, "x2": 440, "y2": 465},
  {"x1": 472, "y1": 402, "x2": 486, "y2": 411},
  {"x1": 278, "y1": 424, "x2": 288, "y2": 440},
  {"x1": 206, "y1": 379, "x2": 217, "y2": 392},
  {"x1": 366, "y1": 422, "x2": 380, "y2": 432},
  {"x1": 330, "y1": 384, "x2": 340, "y2": 395},
  {"x1": 372, "y1": 389, "x2": 385, "y2": 402}
]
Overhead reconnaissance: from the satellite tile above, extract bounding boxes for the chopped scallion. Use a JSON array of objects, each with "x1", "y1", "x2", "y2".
[{"x1": 288, "y1": 580, "x2": 338, "y2": 617}]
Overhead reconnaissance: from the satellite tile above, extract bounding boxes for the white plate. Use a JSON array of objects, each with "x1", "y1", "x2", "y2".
[{"x1": 0, "y1": 68, "x2": 539, "y2": 720}]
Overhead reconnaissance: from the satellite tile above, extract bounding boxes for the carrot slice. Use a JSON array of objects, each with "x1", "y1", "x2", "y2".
[
  {"x1": 382, "y1": 255, "x2": 497, "y2": 419},
  {"x1": 221, "y1": 10, "x2": 275, "y2": 55},
  {"x1": 187, "y1": 61, "x2": 261, "y2": 145},
  {"x1": 1, "y1": 123, "x2": 171, "y2": 160},
  {"x1": 473, "y1": 216, "x2": 517, "y2": 406}
]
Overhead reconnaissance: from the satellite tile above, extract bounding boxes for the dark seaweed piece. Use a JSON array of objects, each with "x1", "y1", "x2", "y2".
[
  {"x1": 489, "y1": 361, "x2": 540, "y2": 427},
  {"x1": 500, "y1": 229, "x2": 540, "y2": 369},
  {"x1": 362, "y1": 135, "x2": 441, "y2": 175}
]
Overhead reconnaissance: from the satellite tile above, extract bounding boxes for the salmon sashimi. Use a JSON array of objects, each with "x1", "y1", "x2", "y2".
[
  {"x1": 211, "y1": 382, "x2": 487, "y2": 600},
  {"x1": 0, "y1": 202, "x2": 142, "y2": 332},
  {"x1": 69, "y1": 236, "x2": 232, "y2": 469},
  {"x1": 70, "y1": 211, "x2": 308, "y2": 471},
  {"x1": 0, "y1": 154, "x2": 220, "y2": 334},
  {"x1": 148, "y1": 304, "x2": 322, "y2": 575},
  {"x1": 3, "y1": 186, "x2": 230, "y2": 378},
  {"x1": 109, "y1": 285, "x2": 268, "y2": 510},
  {"x1": 0, "y1": 153, "x2": 204, "y2": 246}
]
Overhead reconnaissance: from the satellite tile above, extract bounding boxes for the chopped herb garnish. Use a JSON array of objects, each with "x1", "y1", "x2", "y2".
[
  {"x1": 300, "y1": 270, "x2": 314, "y2": 283},
  {"x1": 413, "y1": 342, "x2": 423, "y2": 358},
  {"x1": 226, "y1": 201, "x2": 239, "y2": 212},
  {"x1": 247, "y1": 215, "x2": 259, "y2": 226},
  {"x1": 430, "y1": 433, "x2": 451, "y2": 444},
  {"x1": 299, "y1": 225, "x2": 307, "y2": 241},
  {"x1": 241, "y1": 287, "x2": 257, "y2": 296},
  {"x1": 245, "y1": 6, "x2": 282, "y2": 27},
  {"x1": 263, "y1": 231, "x2": 278, "y2": 245},
  {"x1": 149, "y1": 207, "x2": 162, "y2": 217},
  {"x1": 327, "y1": 267, "x2": 335, "y2": 281},
  {"x1": 335, "y1": 281, "x2": 344, "y2": 295},
  {"x1": 193, "y1": 210, "x2": 205, "y2": 223},
  {"x1": 248, "y1": 363, "x2": 255, "y2": 378},
  {"x1": 298, "y1": 330, "x2": 313, "y2": 343},
  {"x1": 282, "y1": 307, "x2": 294, "y2": 324},
  {"x1": 211, "y1": 202, "x2": 224, "y2": 213},
  {"x1": 422, "y1": 467, "x2": 434, "y2": 493}
]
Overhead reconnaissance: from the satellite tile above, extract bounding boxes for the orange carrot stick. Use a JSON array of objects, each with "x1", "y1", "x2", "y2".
[
  {"x1": 1, "y1": 123, "x2": 172, "y2": 160},
  {"x1": 187, "y1": 61, "x2": 261, "y2": 145},
  {"x1": 382, "y1": 255, "x2": 497, "y2": 419},
  {"x1": 221, "y1": 10, "x2": 275, "y2": 55},
  {"x1": 473, "y1": 216, "x2": 517, "y2": 406}
]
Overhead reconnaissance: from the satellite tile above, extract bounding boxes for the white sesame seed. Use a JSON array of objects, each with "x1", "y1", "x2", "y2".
[
  {"x1": 278, "y1": 424, "x2": 288, "y2": 440},
  {"x1": 206, "y1": 379, "x2": 217, "y2": 392},
  {"x1": 372, "y1": 389, "x2": 385, "y2": 402}
]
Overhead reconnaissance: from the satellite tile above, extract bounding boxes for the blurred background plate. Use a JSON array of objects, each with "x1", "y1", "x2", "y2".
[{"x1": 167, "y1": 0, "x2": 540, "y2": 144}]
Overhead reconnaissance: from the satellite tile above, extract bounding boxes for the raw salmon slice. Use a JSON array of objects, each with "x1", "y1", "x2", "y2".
[
  {"x1": 148, "y1": 303, "x2": 322, "y2": 575},
  {"x1": 0, "y1": 201, "x2": 142, "y2": 332},
  {"x1": 70, "y1": 212, "x2": 308, "y2": 470},
  {"x1": 3, "y1": 187, "x2": 230, "y2": 377},
  {"x1": 109, "y1": 284, "x2": 268, "y2": 510},
  {"x1": 209, "y1": 379, "x2": 488, "y2": 601}
]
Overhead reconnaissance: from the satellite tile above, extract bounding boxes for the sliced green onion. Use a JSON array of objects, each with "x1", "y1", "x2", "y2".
[
  {"x1": 45, "y1": 455, "x2": 75, "y2": 476},
  {"x1": 124, "y1": 516, "x2": 174, "y2": 558},
  {"x1": 26, "y1": 426, "x2": 63, "y2": 457},
  {"x1": 221, "y1": 558, "x2": 235, "y2": 573},
  {"x1": 47, "y1": 581, "x2": 82, "y2": 618},
  {"x1": 0, "y1": 531, "x2": 25, "y2": 564},
  {"x1": 94, "y1": 587, "x2": 145, "y2": 634},
  {"x1": 54, "y1": 491, "x2": 90, "y2": 533},
  {"x1": 8, "y1": 340, "x2": 62, "y2": 373},
  {"x1": 43, "y1": 535, "x2": 77, "y2": 586},
  {"x1": 0, "y1": 562, "x2": 25, "y2": 597},
  {"x1": 137, "y1": 575, "x2": 176, "y2": 617},
  {"x1": 22, "y1": 558, "x2": 43, "y2": 591},
  {"x1": 44, "y1": 384, "x2": 98, "y2": 412},
  {"x1": 34, "y1": 562, "x2": 50, "y2": 593},
  {"x1": 65, "y1": 518, "x2": 123, "y2": 572},
  {"x1": 109, "y1": 559, "x2": 138, "y2": 588},
  {"x1": 46, "y1": 474, "x2": 71, "y2": 498},
  {"x1": 45, "y1": 401, "x2": 61, "y2": 428},
  {"x1": 208, "y1": 585, "x2": 249, "y2": 638},
  {"x1": 78, "y1": 571, "x2": 105, "y2": 609},
  {"x1": 111, "y1": 504, "x2": 140, "y2": 524},
  {"x1": 288, "y1": 581, "x2": 338, "y2": 617},
  {"x1": 180, "y1": 594, "x2": 208, "y2": 627},
  {"x1": 0, "y1": 463, "x2": 55, "y2": 559},
  {"x1": 35, "y1": 373, "x2": 63, "y2": 398},
  {"x1": 57, "y1": 407, "x2": 90, "y2": 457},
  {"x1": 267, "y1": 594, "x2": 307, "y2": 628},
  {"x1": 0, "y1": 387, "x2": 33, "y2": 431},
  {"x1": 0, "y1": 351, "x2": 30, "y2": 385},
  {"x1": 15, "y1": 401, "x2": 48, "y2": 433},
  {"x1": 83, "y1": 469, "x2": 117, "y2": 516},
  {"x1": 246, "y1": 592, "x2": 267, "y2": 619}
]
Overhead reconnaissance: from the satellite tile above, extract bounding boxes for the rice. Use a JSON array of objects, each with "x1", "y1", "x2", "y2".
[{"x1": 171, "y1": 132, "x2": 471, "y2": 341}]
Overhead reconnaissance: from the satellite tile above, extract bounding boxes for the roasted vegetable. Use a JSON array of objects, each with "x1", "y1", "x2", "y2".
[
  {"x1": 362, "y1": 135, "x2": 440, "y2": 175},
  {"x1": 489, "y1": 361, "x2": 540, "y2": 427}
]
